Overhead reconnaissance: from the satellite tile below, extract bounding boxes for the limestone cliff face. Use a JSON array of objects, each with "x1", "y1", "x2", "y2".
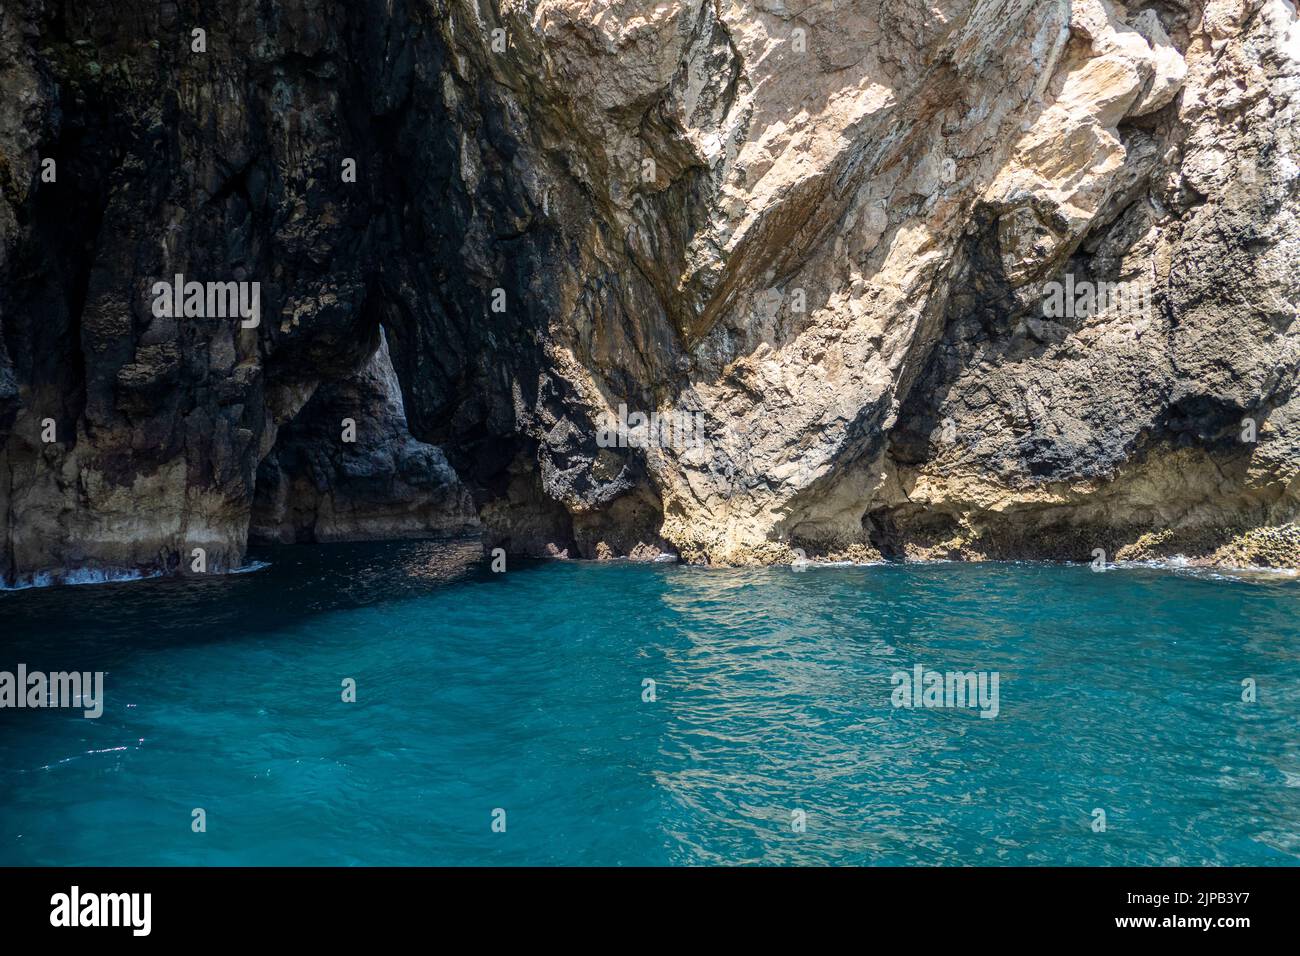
[{"x1": 0, "y1": 0, "x2": 1297, "y2": 585}]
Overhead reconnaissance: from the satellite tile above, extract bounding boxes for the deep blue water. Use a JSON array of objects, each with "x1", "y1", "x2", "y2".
[{"x1": 1, "y1": 540, "x2": 1298, "y2": 866}]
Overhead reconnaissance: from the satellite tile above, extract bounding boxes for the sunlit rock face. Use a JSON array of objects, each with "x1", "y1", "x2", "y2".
[
  {"x1": 431, "y1": 0, "x2": 1300, "y2": 567},
  {"x1": 0, "y1": 0, "x2": 1297, "y2": 583}
]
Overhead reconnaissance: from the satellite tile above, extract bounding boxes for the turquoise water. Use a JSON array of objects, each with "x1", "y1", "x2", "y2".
[{"x1": 1, "y1": 541, "x2": 1298, "y2": 866}]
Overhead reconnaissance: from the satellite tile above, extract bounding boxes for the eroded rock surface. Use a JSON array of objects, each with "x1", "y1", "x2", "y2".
[
  {"x1": 250, "y1": 330, "x2": 479, "y2": 544},
  {"x1": 1, "y1": 0, "x2": 1297, "y2": 584}
]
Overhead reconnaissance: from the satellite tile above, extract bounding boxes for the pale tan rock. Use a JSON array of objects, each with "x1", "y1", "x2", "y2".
[{"x1": 450, "y1": 0, "x2": 1296, "y2": 569}]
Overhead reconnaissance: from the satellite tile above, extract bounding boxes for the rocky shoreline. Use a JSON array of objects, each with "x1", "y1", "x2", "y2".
[{"x1": 2, "y1": 0, "x2": 1297, "y2": 585}]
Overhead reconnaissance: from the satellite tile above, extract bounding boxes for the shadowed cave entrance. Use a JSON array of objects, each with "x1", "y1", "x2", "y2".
[{"x1": 249, "y1": 327, "x2": 479, "y2": 546}]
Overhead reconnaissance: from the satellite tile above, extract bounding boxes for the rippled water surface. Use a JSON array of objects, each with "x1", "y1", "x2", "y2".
[{"x1": 1, "y1": 541, "x2": 1298, "y2": 865}]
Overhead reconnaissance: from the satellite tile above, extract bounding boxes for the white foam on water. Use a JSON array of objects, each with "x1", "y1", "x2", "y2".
[
  {"x1": 0, "y1": 568, "x2": 162, "y2": 591},
  {"x1": 1, "y1": 561, "x2": 271, "y2": 591}
]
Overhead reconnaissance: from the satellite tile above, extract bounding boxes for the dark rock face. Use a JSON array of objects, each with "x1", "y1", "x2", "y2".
[
  {"x1": 1, "y1": 1, "x2": 1298, "y2": 584},
  {"x1": 250, "y1": 329, "x2": 478, "y2": 543},
  {"x1": 0, "y1": 0, "x2": 539, "y2": 584}
]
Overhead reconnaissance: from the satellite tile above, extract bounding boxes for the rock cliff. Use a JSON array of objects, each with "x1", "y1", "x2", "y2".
[{"x1": 1, "y1": 0, "x2": 1297, "y2": 584}]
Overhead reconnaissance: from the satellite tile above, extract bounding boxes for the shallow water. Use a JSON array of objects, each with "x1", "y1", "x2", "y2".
[{"x1": 1, "y1": 541, "x2": 1298, "y2": 865}]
